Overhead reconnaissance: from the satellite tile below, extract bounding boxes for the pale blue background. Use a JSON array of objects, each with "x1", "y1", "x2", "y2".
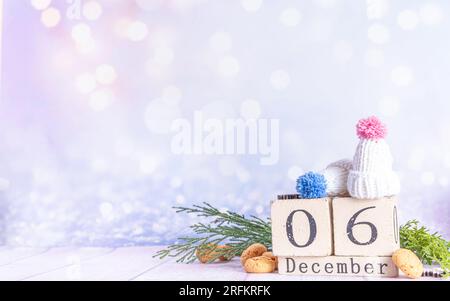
[{"x1": 0, "y1": 0, "x2": 449, "y2": 246}]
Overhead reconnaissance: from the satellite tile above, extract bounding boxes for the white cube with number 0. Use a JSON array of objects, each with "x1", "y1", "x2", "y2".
[
  {"x1": 332, "y1": 197, "x2": 399, "y2": 256},
  {"x1": 271, "y1": 198, "x2": 333, "y2": 257}
]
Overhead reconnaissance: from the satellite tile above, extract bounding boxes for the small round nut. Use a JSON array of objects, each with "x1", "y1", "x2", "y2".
[
  {"x1": 262, "y1": 251, "x2": 278, "y2": 269},
  {"x1": 196, "y1": 244, "x2": 229, "y2": 263},
  {"x1": 244, "y1": 256, "x2": 276, "y2": 273},
  {"x1": 240, "y1": 243, "x2": 267, "y2": 266},
  {"x1": 218, "y1": 245, "x2": 232, "y2": 261},
  {"x1": 392, "y1": 248, "x2": 424, "y2": 279}
]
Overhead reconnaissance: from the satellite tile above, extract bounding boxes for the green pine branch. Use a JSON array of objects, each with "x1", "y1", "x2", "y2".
[
  {"x1": 153, "y1": 203, "x2": 271, "y2": 263},
  {"x1": 400, "y1": 219, "x2": 450, "y2": 277}
]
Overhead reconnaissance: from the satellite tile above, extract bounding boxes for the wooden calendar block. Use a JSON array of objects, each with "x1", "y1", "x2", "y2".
[
  {"x1": 278, "y1": 256, "x2": 398, "y2": 277},
  {"x1": 332, "y1": 197, "x2": 400, "y2": 256},
  {"x1": 271, "y1": 198, "x2": 333, "y2": 257}
]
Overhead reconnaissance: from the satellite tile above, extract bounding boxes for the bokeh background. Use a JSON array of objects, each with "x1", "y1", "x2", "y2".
[{"x1": 0, "y1": 0, "x2": 449, "y2": 247}]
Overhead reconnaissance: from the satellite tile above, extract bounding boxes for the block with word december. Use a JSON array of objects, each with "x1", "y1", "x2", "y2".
[
  {"x1": 332, "y1": 197, "x2": 400, "y2": 256},
  {"x1": 271, "y1": 197, "x2": 333, "y2": 257},
  {"x1": 278, "y1": 256, "x2": 398, "y2": 277}
]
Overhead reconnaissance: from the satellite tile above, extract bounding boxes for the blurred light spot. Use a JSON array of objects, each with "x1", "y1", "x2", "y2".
[
  {"x1": 0, "y1": 178, "x2": 11, "y2": 191},
  {"x1": 31, "y1": 0, "x2": 52, "y2": 10},
  {"x1": 241, "y1": 0, "x2": 263, "y2": 12},
  {"x1": 148, "y1": 28, "x2": 176, "y2": 47},
  {"x1": 152, "y1": 223, "x2": 167, "y2": 234},
  {"x1": 202, "y1": 100, "x2": 236, "y2": 119},
  {"x1": 240, "y1": 99, "x2": 261, "y2": 119},
  {"x1": 209, "y1": 31, "x2": 233, "y2": 53},
  {"x1": 89, "y1": 89, "x2": 114, "y2": 111},
  {"x1": 91, "y1": 158, "x2": 108, "y2": 173},
  {"x1": 75, "y1": 73, "x2": 97, "y2": 94},
  {"x1": 368, "y1": 23, "x2": 390, "y2": 44},
  {"x1": 218, "y1": 56, "x2": 240, "y2": 77},
  {"x1": 366, "y1": 0, "x2": 389, "y2": 20},
  {"x1": 139, "y1": 156, "x2": 159, "y2": 174},
  {"x1": 391, "y1": 66, "x2": 413, "y2": 86},
  {"x1": 270, "y1": 69, "x2": 291, "y2": 90},
  {"x1": 41, "y1": 7, "x2": 61, "y2": 28},
  {"x1": 314, "y1": 0, "x2": 336, "y2": 9},
  {"x1": 132, "y1": 226, "x2": 143, "y2": 235},
  {"x1": 236, "y1": 167, "x2": 250, "y2": 183},
  {"x1": 397, "y1": 10, "x2": 419, "y2": 30},
  {"x1": 127, "y1": 21, "x2": 149, "y2": 42},
  {"x1": 175, "y1": 194, "x2": 185, "y2": 204},
  {"x1": 379, "y1": 96, "x2": 400, "y2": 117},
  {"x1": 52, "y1": 50, "x2": 74, "y2": 71},
  {"x1": 162, "y1": 85, "x2": 182, "y2": 105},
  {"x1": 144, "y1": 99, "x2": 182, "y2": 134},
  {"x1": 364, "y1": 49, "x2": 384, "y2": 67},
  {"x1": 153, "y1": 46, "x2": 174, "y2": 65},
  {"x1": 421, "y1": 171, "x2": 435, "y2": 186},
  {"x1": 280, "y1": 8, "x2": 302, "y2": 27},
  {"x1": 95, "y1": 64, "x2": 117, "y2": 85},
  {"x1": 444, "y1": 153, "x2": 450, "y2": 169},
  {"x1": 114, "y1": 138, "x2": 135, "y2": 157},
  {"x1": 288, "y1": 166, "x2": 303, "y2": 181},
  {"x1": 255, "y1": 205, "x2": 264, "y2": 215},
  {"x1": 100, "y1": 202, "x2": 114, "y2": 220},
  {"x1": 83, "y1": 1, "x2": 103, "y2": 21},
  {"x1": 170, "y1": 177, "x2": 183, "y2": 188},
  {"x1": 71, "y1": 23, "x2": 92, "y2": 44},
  {"x1": 419, "y1": 3, "x2": 443, "y2": 26},
  {"x1": 219, "y1": 157, "x2": 238, "y2": 176},
  {"x1": 171, "y1": 0, "x2": 206, "y2": 12},
  {"x1": 146, "y1": 59, "x2": 169, "y2": 80},
  {"x1": 439, "y1": 177, "x2": 449, "y2": 187},
  {"x1": 408, "y1": 148, "x2": 425, "y2": 171},
  {"x1": 333, "y1": 40, "x2": 353, "y2": 63},
  {"x1": 135, "y1": 0, "x2": 164, "y2": 11}
]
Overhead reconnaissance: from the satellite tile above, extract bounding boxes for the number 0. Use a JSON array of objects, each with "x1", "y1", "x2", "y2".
[
  {"x1": 347, "y1": 206, "x2": 378, "y2": 245},
  {"x1": 286, "y1": 210, "x2": 317, "y2": 248}
]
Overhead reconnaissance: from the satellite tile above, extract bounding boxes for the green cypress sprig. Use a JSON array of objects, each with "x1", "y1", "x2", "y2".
[
  {"x1": 400, "y1": 220, "x2": 450, "y2": 278},
  {"x1": 154, "y1": 203, "x2": 271, "y2": 263}
]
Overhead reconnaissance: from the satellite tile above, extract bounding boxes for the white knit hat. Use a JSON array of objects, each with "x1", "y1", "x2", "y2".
[
  {"x1": 322, "y1": 159, "x2": 353, "y2": 197},
  {"x1": 296, "y1": 159, "x2": 352, "y2": 198},
  {"x1": 347, "y1": 116, "x2": 400, "y2": 199}
]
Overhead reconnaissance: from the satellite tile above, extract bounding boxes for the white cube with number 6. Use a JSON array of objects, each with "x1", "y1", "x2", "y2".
[
  {"x1": 332, "y1": 197, "x2": 399, "y2": 256},
  {"x1": 271, "y1": 197, "x2": 333, "y2": 257}
]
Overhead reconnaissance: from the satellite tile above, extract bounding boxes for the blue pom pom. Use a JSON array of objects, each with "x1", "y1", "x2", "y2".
[{"x1": 296, "y1": 172, "x2": 327, "y2": 199}]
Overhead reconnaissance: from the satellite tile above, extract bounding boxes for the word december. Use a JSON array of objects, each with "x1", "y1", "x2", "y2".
[{"x1": 281, "y1": 256, "x2": 397, "y2": 277}]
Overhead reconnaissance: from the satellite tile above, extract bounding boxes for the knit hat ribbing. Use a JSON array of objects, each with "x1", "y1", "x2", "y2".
[{"x1": 347, "y1": 116, "x2": 400, "y2": 199}]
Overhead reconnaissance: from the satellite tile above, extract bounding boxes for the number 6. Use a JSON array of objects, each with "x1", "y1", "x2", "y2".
[{"x1": 346, "y1": 206, "x2": 378, "y2": 245}]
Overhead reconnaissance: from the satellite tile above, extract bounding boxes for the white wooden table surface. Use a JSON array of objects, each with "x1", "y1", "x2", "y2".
[{"x1": 0, "y1": 246, "x2": 446, "y2": 281}]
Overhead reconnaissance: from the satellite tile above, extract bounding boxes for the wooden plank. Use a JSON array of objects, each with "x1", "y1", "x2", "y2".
[
  {"x1": 29, "y1": 247, "x2": 164, "y2": 281},
  {"x1": 0, "y1": 247, "x2": 112, "y2": 281},
  {"x1": 0, "y1": 247, "x2": 48, "y2": 266},
  {"x1": 0, "y1": 246, "x2": 443, "y2": 281},
  {"x1": 134, "y1": 257, "x2": 247, "y2": 281}
]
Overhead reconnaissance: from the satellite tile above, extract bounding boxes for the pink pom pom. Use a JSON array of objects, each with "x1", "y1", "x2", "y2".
[{"x1": 356, "y1": 116, "x2": 387, "y2": 140}]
